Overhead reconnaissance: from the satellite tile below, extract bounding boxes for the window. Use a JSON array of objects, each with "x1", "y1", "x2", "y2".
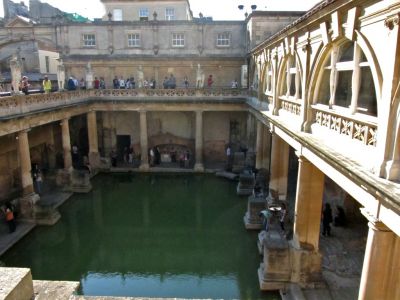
[
  {"x1": 165, "y1": 8, "x2": 175, "y2": 20},
  {"x1": 45, "y1": 56, "x2": 50, "y2": 73},
  {"x1": 217, "y1": 33, "x2": 230, "y2": 47},
  {"x1": 128, "y1": 33, "x2": 140, "y2": 47},
  {"x1": 265, "y1": 63, "x2": 273, "y2": 94},
  {"x1": 82, "y1": 34, "x2": 96, "y2": 47},
  {"x1": 113, "y1": 9, "x2": 122, "y2": 21},
  {"x1": 282, "y1": 55, "x2": 301, "y2": 99},
  {"x1": 317, "y1": 41, "x2": 377, "y2": 116},
  {"x1": 139, "y1": 8, "x2": 149, "y2": 21},
  {"x1": 172, "y1": 33, "x2": 185, "y2": 47}
]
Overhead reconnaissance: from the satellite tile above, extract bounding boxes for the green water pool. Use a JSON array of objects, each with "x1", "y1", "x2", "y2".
[{"x1": 2, "y1": 173, "x2": 279, "y2": 299}]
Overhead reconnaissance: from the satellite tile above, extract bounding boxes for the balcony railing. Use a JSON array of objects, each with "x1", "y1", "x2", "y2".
[
  {"x1": 280, "y1": 97, "x2": 301, "y2": 116},
  {"x1": 312, "y1": 105, "x2": 377, "y2": 146},
  {"x1": 0, "y1": 88, "x2": 248, "y2": 119}
]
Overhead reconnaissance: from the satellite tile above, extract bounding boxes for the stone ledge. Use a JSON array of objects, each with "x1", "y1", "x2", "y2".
[
  {"x1": 0, "y1": 267, "x2": 33, "y2": 300},
  {"x1": 33, "y1": 280, "x2": 80, "y2": 300}
]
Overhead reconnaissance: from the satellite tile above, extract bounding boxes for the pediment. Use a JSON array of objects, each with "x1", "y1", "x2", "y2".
[{"x1": 5, "y1": 16, "x2": 34, "y2": 28}]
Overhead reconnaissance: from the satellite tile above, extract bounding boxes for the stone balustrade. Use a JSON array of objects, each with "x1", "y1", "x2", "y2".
[
  {"x1": 312, "y1": 105, "x2": 378, "y2": 146},
  {"x1": 279, "y1": 97, "x2": 302, "y2": 116},
  {"x1": 0, "y1": 88, "x2": 248, "y2": 119}
]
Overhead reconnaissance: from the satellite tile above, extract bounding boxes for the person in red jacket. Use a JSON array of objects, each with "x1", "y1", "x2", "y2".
[{"x1": 207, "y1": 74, "x2": 213, "y2": 87}]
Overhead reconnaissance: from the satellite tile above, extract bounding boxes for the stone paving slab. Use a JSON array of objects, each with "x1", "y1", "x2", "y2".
[
  {"x1": 0, "y1": 221, "x2": 36, "y2": 256},
  {"x1": 33, "y1": 280, "x2": 80, "y2": 300}
]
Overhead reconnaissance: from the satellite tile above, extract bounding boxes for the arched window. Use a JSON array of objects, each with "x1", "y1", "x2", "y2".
[
  {"x1": 317, "y1": 41, "x2": 377, "y2": 116},
  {"x1": 265, "y1": 62, "x2": 273, "y2": 94},
  {"x1": 281, "y1": 55, "x2": 302, "y2": 99}
]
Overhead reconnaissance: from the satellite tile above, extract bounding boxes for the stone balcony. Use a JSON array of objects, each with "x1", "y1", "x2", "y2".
[{"x1": 0, "y1": 88, "x2": 248, "y2": 120}]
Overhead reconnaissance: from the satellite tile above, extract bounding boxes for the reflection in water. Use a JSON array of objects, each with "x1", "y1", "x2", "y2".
[{"x1": 2, "y1": 174, "x2": 278, "y2": 299}]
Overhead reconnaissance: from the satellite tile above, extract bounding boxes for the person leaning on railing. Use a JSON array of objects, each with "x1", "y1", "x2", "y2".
[{"x1": 42, "y1": 76, "x2": 52, "y2": 93}]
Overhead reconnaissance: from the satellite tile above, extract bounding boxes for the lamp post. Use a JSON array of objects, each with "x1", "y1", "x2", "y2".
[{"x1": 238, "y1": 4, "x2": 257, "y2": 18}]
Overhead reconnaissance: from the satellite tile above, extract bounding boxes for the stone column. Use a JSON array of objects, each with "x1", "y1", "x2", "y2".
[
  {"x1": 255, "y1": 121, "x2": 263, "y2": 169},
  {"x1": 87, "y1": 111, "x2": 100, "y2": 168},
  {"x1": 139, "y1": 111, "x2": 149, "y2": 170},
  {"x1": 269, "y1": 134, "x2": 289, "y2": 199},
  {"x1": 61, "y1": 118, "x2": 72, "y2": 171},
  {"x1": 17, "y1": 130, "x2": 34, "y2": 196},
  {"x1": 261, "y1": 126, "x2": 271, "y2": 169},
  {"x1": 292, "y1": 154, "x2": 325, "y2": 250},
  {"x1": 194, "y1": 111, "x2": 204, "y2": 171},
  {"x1": 358, "y1": 221, "x2": 400, "y2": 300}
]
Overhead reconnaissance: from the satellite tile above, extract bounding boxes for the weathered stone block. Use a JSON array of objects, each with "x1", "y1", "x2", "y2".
[{"x1": 0, "y1": 267, "x2": 34, "y2": 300}]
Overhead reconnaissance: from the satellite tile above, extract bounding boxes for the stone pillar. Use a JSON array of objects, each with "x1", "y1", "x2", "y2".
[
  {"x1": 261, "y1": 126, "x2": 271, "y2": 169},
  {"x1": 255, "y1": 121, "x2": 263, "y2": 169},
  {"x1": 17, "y1": 130, "x2": 34, "y2": 196},
  {"x1": 46, "y1": 126, "x2": 56, "y2": 169},
  {"x1": 17, "y1": 130, "x2": 40, "y2": 221},
  {"x1": 358, "y1": 221, "x2": 400, "y2": 300},
  {"x1": 194, "y1": 110, "x2": 204, "y2": 171},
  {"x1": 293, "y1": 154, "x2": 325, "y2": 250},
  {"x1": 87, "y1": 111, "x2": 100, "y2": 168},
  {"x1": 139, "y1": 111, "x2": 149, "y2": 170},
  {"x1": 269, "y1": 134, "x2": 289, "y2": 199},
  {"x1": 61, "y1": 118, "x2": 72, "y2": 171}
]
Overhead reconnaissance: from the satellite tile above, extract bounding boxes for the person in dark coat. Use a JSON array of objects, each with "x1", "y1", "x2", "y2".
[{"x1": 322, "y1": 203, "x2": 333, "y2": 236}]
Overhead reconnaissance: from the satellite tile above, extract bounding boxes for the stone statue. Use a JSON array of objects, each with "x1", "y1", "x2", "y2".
[
  {"x1": 10, "y1": 54, "x2": 22, "y2": 94},
  {"x1": 196, "y1": 63, "x2": 205, "y2": 88},
  {"x1": 137, "y1": 65, "x2": 144, "y2": 88},
  {"x1": 85, "y1": 61, "x2": 94, "y2": 89},
  {"x1": 57, "y1": 59, "x2": 66, "y2": 90}
]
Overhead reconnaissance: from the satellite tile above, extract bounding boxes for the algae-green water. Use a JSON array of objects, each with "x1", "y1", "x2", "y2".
[{"x1": 2, "y1": 173, "x2": 278, "y2": 299}]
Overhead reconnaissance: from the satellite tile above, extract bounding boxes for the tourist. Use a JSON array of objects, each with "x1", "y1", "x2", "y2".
[
  {"x1": 113, "y1": 76, "x2": 119, "y2": 89},
  {"x1": 280, "y1": 203, "x2": 287, "y2": 231},
  {"x1": 149, "y1": 147, "x2": 155, "y2": 166},
  {"x1": 334, "y1": 205, "x2": 347, "y2": 227},
  {"x1": 231, "y1": 79, "x2": 238, "y2": 88},
  {"x1": 71, "y1": 144, "x2": 79, "y2": 167},
  {"x1": 322, "y1": 203, "x2": 333, "y2": 236},
  {"x1": 183, "y1": 76, "x2": 189, "y2": 88},
  {"x1": 94, "y1": 77, "x2": 100, "y2": 89},
  {"x1": 110, "y1": 149, "x2": 117, "y2": 167},
  {"x1": 42, "y1": 76, "x2": 52, "y2": 93},
  {"x1": 79, "y1": 78, "x2": 86, "y2": 90},
  {"x1": 128, "y1": 146, "x2": 134, "y2": 164},
  {"x1": 154, "y1": 147, "x2": 161, "y2": 165},
  {"x1": 20, "y1": 76, "x2": 30, "y2": 95},
  {"x1": 163, "y1": 76, "x2": 168, "y2": 89},
  {"x1": 119, "y1": 77, "x2": 125, "y2": 89},
  {"x1": 32, "y1": 164, "x2": 43, "y2": 195},
  {"x1": 100, "y1": 77, "x2": 106, "y2": 89},
  {"x1": 4, "y1": 202, "x2": 16, "y2": 233},
  {"x1": 130, "y1": 77, "x2": 136, "y2": 89},
  {"x1": 226, "y1": 145, "x2": 232, "y2": 171},
  {"x1": 207, "y1": 74, "x2": 213, "y2": 87},
  {"x1": 259, "y1": 209, "x2": 272, "y2": 231},
  {"x1": 123, "y1": 147, "x2": 129, "y2": 163},
  {"x1": 67, "y1": 76, "x2": 76, "y2": 90},
  {"x1": 184, "y1": 150, "x2": 190, "y2": 168}
]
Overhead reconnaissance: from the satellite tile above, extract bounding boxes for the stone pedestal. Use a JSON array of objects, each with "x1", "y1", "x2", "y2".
[
  {"x1": 56, "y1": 169, "x2": 92, "y2": 193},
  {"x1": 258, "y1": 230, "x2": 291, "y2": 290},
  {"x1": 70, "y1": 170, "x2": 92, "y2": 193},
  {"x1": 33, "y1": 203, "x2": 61, "y2": 226},
  {"x1": 194, "y1": 163, "x2": 204, "y2": 172},
  {"x1": 18, "y1": 193, "x2": 40, "y2": 221},
  {"x1": 258, "y1": 233, "x2": 323, "y2": 290},
  {"x1": 243, "y1": 195, "x2": 266, "y2": 230},
  {"x1": 0, "y1": 267, "x2": 34, "y2": 300},
  {"x1": 88, "y1": 151, "x2": 100, "y2": 169},
  {"x1": 236, "y1": 170, "x2": 255, "y2": 196}
]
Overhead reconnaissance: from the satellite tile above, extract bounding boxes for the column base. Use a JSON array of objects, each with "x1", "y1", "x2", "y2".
[
  {"x1": 194, "y1": 163, "x2": 204, "y2": 172},
  {"x1": 139, "y1": 163, "x2": 150, "y2": 171},
  {"x1": 258, "y1": 229, "x2": 323, "y2": 291},
  {"x1": 70, "y1": 170, "x2": 92, "y2": 193},
  {"x1": 88, "y1": 152, "x2": 100, "y2": 169},
  {"x1": 243, "y1": 195, "x2": 266, "y2": 230},
  {"x1": 19, "y1": 193, "x2": 40, "y2": 221}
]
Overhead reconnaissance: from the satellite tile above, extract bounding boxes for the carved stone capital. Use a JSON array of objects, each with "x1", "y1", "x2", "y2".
[{"x1": 384, "y1": 14, "x2": 400, "y2": 30}]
